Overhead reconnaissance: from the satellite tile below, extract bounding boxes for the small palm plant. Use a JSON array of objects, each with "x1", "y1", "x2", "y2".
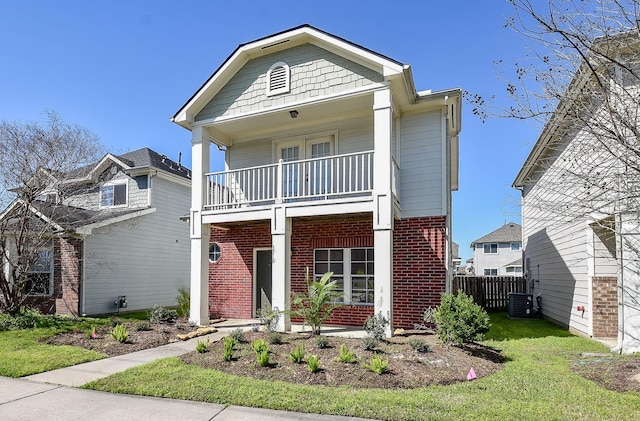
[{"x1": 290, "y1": 268, "x2": 341, "y2": 335}]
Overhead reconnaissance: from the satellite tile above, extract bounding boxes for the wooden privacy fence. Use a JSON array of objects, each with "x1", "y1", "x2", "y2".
[{"x1": 452, "y1": 276, "x2": 527, "y2": 311}]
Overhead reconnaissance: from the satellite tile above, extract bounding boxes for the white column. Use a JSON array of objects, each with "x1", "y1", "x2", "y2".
[
  {"x1": 373, "y1": 88, "x2": 394, "y2": 337},
  {"x1": 271, "y1": 206, "x2": 291, "y2": 332},
  {"x1": 189, "y1": 126, "x2": 210, "y2": 326}
]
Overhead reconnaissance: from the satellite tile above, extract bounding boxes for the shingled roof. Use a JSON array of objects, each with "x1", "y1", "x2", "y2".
[
  {"x1": 117, "y1": 148, "x2": 191, "y2": 180},
  {"x1": 471, "y1": 222, "x2": 522, "y2": 247}
]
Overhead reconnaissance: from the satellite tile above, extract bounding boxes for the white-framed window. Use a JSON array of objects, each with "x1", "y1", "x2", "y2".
[
  {"x1": 506, "y1": 266, "x2": 522, "y2": 274},
  {"x1": 100, "y1": 183, "x2": 127, "y2": 207},
  {"x1": 483, "y1": 243, "x2": 498, "y2": 254},
  {"x1": 511, "y1": 242, "x2": 521, "y2": 251},
  {"x1": 27, "y1": 248, "x2": 53, "y2": 295},
  {"x1": 209, "y1": 243, "x2": 221, "y2": 263},
  {"x1": 266, "y1": 62, "x2": 290, "y2": 96},
  {"x1": 484, "y1": 268, "x2": 498, "y2": 276},
  {"x1": 314, "y1": 247, "x2": 374, "y2": 305}
]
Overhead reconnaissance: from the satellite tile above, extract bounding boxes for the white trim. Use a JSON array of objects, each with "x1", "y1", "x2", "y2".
[
  {"x1": 266, "y1": 62, "x2": 290, "y2": 96},
  {"x1": 75, "y1": 208, "x2": 156, "y2": 235},
  {"x1": 99, "y1": 181, "x2": 128, "y2": 208}
]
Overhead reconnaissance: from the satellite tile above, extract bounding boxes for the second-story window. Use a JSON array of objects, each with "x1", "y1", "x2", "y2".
[
  {"x1": 101, "y1": 183, "x2": 127, "y2": 207},
  {"x1": 483, "y1": 243, "x2": 498, "y2": 254},
  {"x1": 511, "y1": 242, "x2": 520, "y2": 251}
]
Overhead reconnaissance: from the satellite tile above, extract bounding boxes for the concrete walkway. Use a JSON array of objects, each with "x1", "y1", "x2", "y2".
[{"x1": 2, "y1": 320, "x2": 375, "y2": 421}]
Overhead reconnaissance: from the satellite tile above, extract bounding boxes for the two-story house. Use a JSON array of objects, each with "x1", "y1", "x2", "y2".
[
  {"x1": 513, "y1": 32, "x2": 640, "y2": 353},
  {"x1": 1, "y1": 147, "x2": 191, "y2": 316},
  {"x1": 173, "y1": 25, "x2": 461, "y2": 335},
  {"x1": 470, "y1": 222, "x2": 523, "y2": 276}
]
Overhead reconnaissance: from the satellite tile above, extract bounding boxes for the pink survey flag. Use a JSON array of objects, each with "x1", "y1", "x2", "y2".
[{"x1": 467, "y1": 368, "x2": 477, "y2": 381}]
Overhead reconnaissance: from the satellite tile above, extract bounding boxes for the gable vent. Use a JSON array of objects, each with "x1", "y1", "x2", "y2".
[{"x1": 267, "y1": 62, "x2": 290, "y2": 96}]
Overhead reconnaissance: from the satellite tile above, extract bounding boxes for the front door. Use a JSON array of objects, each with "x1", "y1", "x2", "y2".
[{"x1": 255, "y1": 249, "x2": 273, "y2": 315}]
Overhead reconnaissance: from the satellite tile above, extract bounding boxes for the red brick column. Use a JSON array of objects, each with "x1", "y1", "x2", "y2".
[
  {"x1": 592, "y1": 276, "x2": 618, "y2": 338},
  {"x1": 55, "y1": 237, "x2": 82, "y2": 316}
]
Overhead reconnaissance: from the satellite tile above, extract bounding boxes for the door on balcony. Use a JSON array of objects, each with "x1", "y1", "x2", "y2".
[
  {"x1": 307, "y1": 138, "x2": 332, "y2": 197},
  {"x1": 280, "y1": 145, "x2": 300, "y2": 198},
  {"x1": 255, "y1": 249, "x2": 273, "y2": 315}
]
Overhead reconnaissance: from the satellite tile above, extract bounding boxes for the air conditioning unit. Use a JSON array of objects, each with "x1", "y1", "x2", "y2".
[{"x1": 508, "y1": 293, "x2": 533, "y2": 318}]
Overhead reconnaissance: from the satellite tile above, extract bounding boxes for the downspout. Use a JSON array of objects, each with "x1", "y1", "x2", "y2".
[
  {"x1": 80, "y1": 234, "x2": 87, "y2": 316},
  {"x1": 616, "y1": 171, "x2": 625, "y2": 353}
]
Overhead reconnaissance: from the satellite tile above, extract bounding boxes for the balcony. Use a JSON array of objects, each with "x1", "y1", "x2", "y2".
[{"x1": 204, "y1": 151, "x2": 376, "y2": 211}]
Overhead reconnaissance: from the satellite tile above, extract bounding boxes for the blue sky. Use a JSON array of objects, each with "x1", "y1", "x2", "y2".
[{"x1": 0, "y1": 1, "x2": 541, "y2": 262}]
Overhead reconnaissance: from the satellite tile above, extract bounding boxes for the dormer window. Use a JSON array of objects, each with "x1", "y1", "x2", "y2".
[
  {"x1": 266, "y1": 62, "x2": 290, "y2": 96},
  {"x1": 101, "y1": 182, "x2": 127, "y2": 207}
]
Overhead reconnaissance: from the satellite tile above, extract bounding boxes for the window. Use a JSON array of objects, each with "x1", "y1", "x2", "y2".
[
  {"x1": 100, "y1": 183, "x2": 127, "y2": 207},
  {"x1": 27, "y1": 249, "x2": 52, "y2": 295},
  {"x1": 266, "y1": 62, "x2": 290, "y2": 96},
  {"x1": 209, "y1": 243, "x2": 221, "y2": 263},
  {"x1": 506, "y1": 266, "x2": 522, "y2": 274},
  {"x1": 483, "y1": 243, "x2": 498, "y2": 254},
  {"x1": 484, "y1": 268, "x2": 498, "y2": 276},
  {"x1": 511, "y1": 242, "x2": 520, "y2": 251},
  {"x1": 314, "y1": 247, "x2": 374, "y2": 305}
]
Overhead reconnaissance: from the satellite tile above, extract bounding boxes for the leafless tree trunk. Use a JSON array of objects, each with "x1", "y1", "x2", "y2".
[{"x1": 0, "y1": 111, "x2": 104, "y2": 314}]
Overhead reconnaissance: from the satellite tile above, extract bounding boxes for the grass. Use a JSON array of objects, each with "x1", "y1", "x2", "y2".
[
  {"x1": 83, "y1": 313, "x2": 640, "y2": 420},
  {"x1": 0, "y1": 311, "x2": 146, "y2": 378}
]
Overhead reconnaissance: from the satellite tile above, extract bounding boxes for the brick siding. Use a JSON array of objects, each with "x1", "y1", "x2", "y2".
[
  {"x1": 207, "y1": 215, "x2": 448, "y2": 329},
  {"x1": 592, "y1": 276, "x2": 618, "y2": 338}
]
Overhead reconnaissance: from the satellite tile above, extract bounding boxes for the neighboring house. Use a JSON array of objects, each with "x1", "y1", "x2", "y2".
[
  {"x1": 451, "y1": 242, "x2": 462, "y2": 274},
  {"x1": 470, "y1": 222, "x2": 522, "y2": 277},
  {"x1": 0, "y1": 148, "x2": 191, "y2": 316},
  {"x1": 465, "y1": 258, "x2": 474, "y2": 275},
  {"x1": 172, "y1": 25, "x2": 461, "y2": 334},
  {"x1": 513, "y1": 33, "x2": 640, "y2": 353}
]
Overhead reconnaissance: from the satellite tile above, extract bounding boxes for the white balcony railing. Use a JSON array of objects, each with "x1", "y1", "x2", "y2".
[{"x1": 204, "y1": 151, "x2": 374, "y2": 210}]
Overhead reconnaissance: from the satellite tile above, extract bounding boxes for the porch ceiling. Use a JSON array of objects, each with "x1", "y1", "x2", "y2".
[{"x1": 202, "y1": 91, "x2": 375, "y2": 145}]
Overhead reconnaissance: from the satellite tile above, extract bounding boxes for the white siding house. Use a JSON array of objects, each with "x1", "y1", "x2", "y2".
[
  {"x1": 514, "y1": 32, "x2": 640, "y2": 353},
  {"x1": 172, "y1": 25, "x2": 462, "y2": 334},
  {"x1": 470, "y1": 222, "x2": 522, "y2": 276}
]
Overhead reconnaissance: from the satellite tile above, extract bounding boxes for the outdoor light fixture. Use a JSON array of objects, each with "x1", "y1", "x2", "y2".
[{"x1": 289, "y1": 110, "x2": 299, "y2": 118}]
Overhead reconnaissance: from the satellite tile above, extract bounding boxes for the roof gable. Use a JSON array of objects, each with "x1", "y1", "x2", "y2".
[{"x1": 172, "y1": 24, "x2": 407, "y2": 130}]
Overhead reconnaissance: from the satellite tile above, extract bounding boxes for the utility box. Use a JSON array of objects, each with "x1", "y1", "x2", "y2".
[{"x1": 508, "y1": 293, "x2": 533, "y2": 318}]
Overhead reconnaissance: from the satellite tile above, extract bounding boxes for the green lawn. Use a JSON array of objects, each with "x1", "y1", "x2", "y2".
[
  {"x1": 0, "y1": 311, "x2": 146, "y2": 378},
  {"x1": 84, "y1": 313, "x2": 640, "y2": 420}
]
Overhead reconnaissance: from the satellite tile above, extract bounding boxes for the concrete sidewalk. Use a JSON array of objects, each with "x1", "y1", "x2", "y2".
[
  {"x1": 4, "y1": 320, "x2": 375, "y2": 420},
  {"x1": 0, "y1": 377, "x2": 371, "y2": 421}
]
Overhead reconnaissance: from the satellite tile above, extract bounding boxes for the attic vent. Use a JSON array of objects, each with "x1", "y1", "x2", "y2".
[{"x1": 267, "y1": 62, "x2": 290, "y2": 96}]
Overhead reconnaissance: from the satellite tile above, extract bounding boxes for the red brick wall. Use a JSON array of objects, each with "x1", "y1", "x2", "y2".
[
  {"x1": 208, "y1": 223, "x2": 271, "y2": 319},
  {"x1": 592, "y1": 276, "x2": 618, "y2": 338},
  {"x1": 55, "y1": 237, "x2": 82, "y2": 316},
  {"x1": 207, "y1": 215, "x2": 448, "y2": 329},
  {"x1": 392, "y1": 216, "x2": 447, "y2": 329}
]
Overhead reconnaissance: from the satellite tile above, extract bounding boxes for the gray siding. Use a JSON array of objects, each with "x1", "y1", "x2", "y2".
[
  {"x1": 399, "y1": 111, "x2": 444, "y2": 218},
  {"x1": 65, "y1": 169, "x2": 149, "y2": 211},
  {"x1": 195, "y1": 44, "x2": 383, "y2": 122},
  {"x1": 82, "y1": 176, "x2": 190, "y2": 315}
]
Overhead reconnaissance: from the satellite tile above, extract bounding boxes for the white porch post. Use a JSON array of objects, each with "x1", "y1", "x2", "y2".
[
  {"x1": 271, "y1": 206, "x2": 291, "y2": 332},
  {"x1": 373, "y1": 88, "x2": 394, "y2": 337},
  {"x1": 189, "y1": 126, "x2": 210, "y2": 326}
]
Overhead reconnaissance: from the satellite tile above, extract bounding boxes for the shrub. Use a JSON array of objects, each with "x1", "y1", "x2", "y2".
[
  {"x1": 147, "y1": 305, "x2": 178, "y2": 324},
  {"x1": 364, "y1": 355, "x2": 389, "y2": 375},
  {"x1": 315, "y1": 336, "x2": 330, "y2": 349},
  {"x1": 424, "y1": 290, "x2": 491, "y2": 346},
  {"x1": 195, "y1": 338, "x2": 210, "y2": 353},
  {"x1": 134, "y1": 321, "x2": 151, "y2": 331},
  {"x1": 111, "y1": 324, "x2": 129, "y2": 343},
  {"x1": 175, "y1": 287, "x2": 190, "y2": 318},
  {"x1": 229, "y1": 328, "x2": 246, "y2": 343},
  {"x1": 257, "y1": 350, "x2": 270, "y2": 367},
  {"x1": 223, "y1": 337, "x2": 236, "y2": 361},
  {"x1": 408, "y1": 338, "x2": 430, "y2": 353},
  {"x1": 109, "y1": 316, "x2": 122, "y2": 327},
  {"x1": 268, "y1": 332, "x2": 283, "y2": 345},
  {"x1": 290, "y1": 268, "x2": 340, "y2": 335},
  {"x1": 362, "y1": 337, "x2": 379, "y2": 351},
  {"x1": 290, "y1": 344, "x2": 305, "y2": 363},
  {"x1": 336, "y1": 344, "x2": 356, "y2": 363},
  {"x1": 251, "y1": 338, "x2": 269, "y2": 355},
  {"x1": 257, "y1": 306, "x2": 281, "y2": 332},
  {"x1": 363, "y1": 312, "x2": 389, "y2": 340},
  {"x1": 307, "y1": 354, "x2": 320, "y2": 373}
]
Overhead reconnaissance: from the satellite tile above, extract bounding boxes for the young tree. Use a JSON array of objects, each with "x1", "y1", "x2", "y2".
[{"x1": 0, "y1": 112, "x2": 104, "y2": 314}]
